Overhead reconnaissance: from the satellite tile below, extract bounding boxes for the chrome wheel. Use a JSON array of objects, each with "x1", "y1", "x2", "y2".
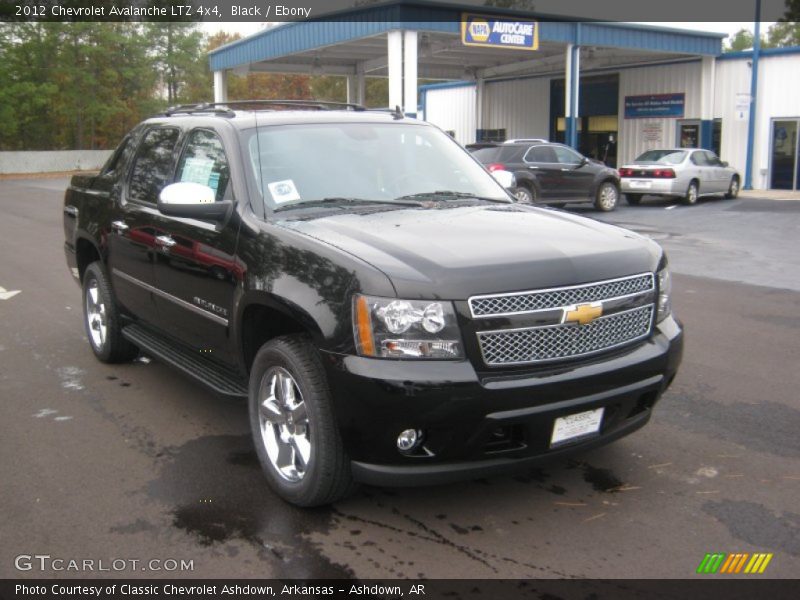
[
  {"x1": 257, "y1": 367, "x2": 311, "y2": 483},
  {"x1": 728, "y1": 177, "x2": 739, "y2": 198},
  {"x1": 513, "y1": 186, "x2": 534, "y2": 204},
  {"x1": 597, "y1": 183, "x2": 618, "y2": 211},
  {"x1": 685, "y1": 182, "x2": 698, "y2": 204},
  {"x1": 85, "y1": 279, "x2": 107, "y2": 350}
]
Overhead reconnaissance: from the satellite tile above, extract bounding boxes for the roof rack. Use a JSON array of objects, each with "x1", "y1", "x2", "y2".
[
  {"x1": 162, "y1": 103, "x2": 236, "y2": 117},
  {"x1": 161, "y1": 99, "x2": 366, "y2": 117}
]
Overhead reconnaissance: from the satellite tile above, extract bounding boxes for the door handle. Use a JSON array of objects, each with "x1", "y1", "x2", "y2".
[
  {"x1": 527, "y1": 165, "x2": 539, "y2": 169},
  {"x1": 155, "y1": 235, "x2": 176, "y2": 248},
  {"x1": 64, "y1": 205, "x2": 78, "y2": 218},
  {"x1": 111, "y1": 220, "x2": 129, "y2": 233},
  {"x1": 561, "y1": 168, "x2": 571, "y2": 171}
]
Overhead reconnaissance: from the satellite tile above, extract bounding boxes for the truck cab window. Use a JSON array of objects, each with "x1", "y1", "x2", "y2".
[
  {"x1": 176, "y1": 129, "x2": 232, "y2": 202},
  {"x1": 128, "y1": 127, "x2": 180, "y2": 204}
]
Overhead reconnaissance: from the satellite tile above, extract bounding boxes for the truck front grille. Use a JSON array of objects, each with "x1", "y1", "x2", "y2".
[
  {"x1": 469, "y1": 273, "x2": 654, "y2": 318},
  {"x1": 477, "y1": 305, "x2": 654, "y2": 366}
]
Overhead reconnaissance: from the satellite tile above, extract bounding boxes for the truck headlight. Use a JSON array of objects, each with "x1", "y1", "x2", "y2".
[
  {"x1": 353, "y1": 295, "x2": 463, "y2": 359},
  {"x1": 656, "y1": 266, "x2": 672, "y2": 322}
]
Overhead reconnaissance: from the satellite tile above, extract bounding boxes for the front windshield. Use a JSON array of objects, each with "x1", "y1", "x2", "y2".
[
  {"x1": 245, "y1": 122, "x2": 510, "y2": 210},
  {"x1": 634, "y1": 150, "x2": 687, "y2": 164}
]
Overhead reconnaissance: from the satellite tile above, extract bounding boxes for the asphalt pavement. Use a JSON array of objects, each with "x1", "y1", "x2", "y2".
[{"x1": 1, "y1": 179, "x2": 798, "y2": 580}]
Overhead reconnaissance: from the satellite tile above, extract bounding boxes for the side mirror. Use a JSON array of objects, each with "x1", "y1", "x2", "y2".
[
  {"x1": 158, "y1": 182, "x2": 231, "y2": 221},
  {"x1": 721, "y1": 161, "x2": 729, "y2": 167},
  {"x1": 491, "y1": 169, "x2": 516, "y2": 190}
]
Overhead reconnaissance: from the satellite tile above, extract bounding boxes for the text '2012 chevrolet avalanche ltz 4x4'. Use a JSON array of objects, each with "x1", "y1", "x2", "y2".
[{"x1": 63, "y1": 101, "x2": 683, "y2": 506}]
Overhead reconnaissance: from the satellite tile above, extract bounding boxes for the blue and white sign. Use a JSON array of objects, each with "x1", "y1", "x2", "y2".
[
  {"x1": 624, "y1": 93, "x2": 685, "y2": 119},
  {"x1": 461, "y1": 13, "x2": 538, "y2": 51}
]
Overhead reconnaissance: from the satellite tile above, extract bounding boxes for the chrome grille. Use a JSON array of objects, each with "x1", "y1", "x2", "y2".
[
  {"x1": 469, "y1": 273, "x2": 654, "y2": 318},
  {"x1": 477, "y1": 305, "x2": 654, "y2": 366}
]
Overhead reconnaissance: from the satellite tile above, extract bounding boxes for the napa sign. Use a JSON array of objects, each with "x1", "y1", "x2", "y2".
[{"x1": 461, "y1": 14, "x2": 539, "y2": 51}]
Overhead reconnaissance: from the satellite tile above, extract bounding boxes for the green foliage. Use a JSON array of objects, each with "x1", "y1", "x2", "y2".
[
  {"x1": 765, "y1": 21, "x2": 800, "y2": 48},
  {"x1": 725, "y1": 28, "x2": 756, "y2": 52},
  {"x1": 0, "y1": 22, "x2": 434, "y2": 150},
  {"x1": 725, "y1": 21, "x2": 800, "y2": 52},
  {"x1": 0, "y1": 23, "x2": 162, "y2": 150}
]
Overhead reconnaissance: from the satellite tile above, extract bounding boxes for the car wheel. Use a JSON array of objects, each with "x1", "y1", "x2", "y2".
[
  {"x1": 683, "y1": 181, "x2": 699, "y2": 205},
  {"x1": 82, "y1": 262, "x2": 138, "y2": 363},
  {"x1": 513, "y1": 185, "x2": 536, "y2": 204},
  {"x1": 249, "y1": 335, "x2": 355, "y2": 507},
  {"x1": 725, "y1": 176, "x2": 740, "y2": 199},
  {"x1": 625, "y1": 194, "x2": 643, "y2": 206},
  {"x1": 594, "y1": 181, "x2": 619, "y2": 212}
]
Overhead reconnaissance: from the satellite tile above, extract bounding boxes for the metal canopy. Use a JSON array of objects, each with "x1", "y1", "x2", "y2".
[
  {"x1": 208, "y1": 4, "x2": 724, "y2": 81},
  {"x1": 233, "y1": 31, "x2": 708, "y2": 81},
  {"x1": 208, "y1": 2, "x2": 725, "y2": 149}
]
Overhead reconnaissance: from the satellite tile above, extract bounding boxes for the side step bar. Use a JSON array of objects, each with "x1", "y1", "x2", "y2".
[{"x1": 122, "y1": 324, "x2": 248, "y2": 399}]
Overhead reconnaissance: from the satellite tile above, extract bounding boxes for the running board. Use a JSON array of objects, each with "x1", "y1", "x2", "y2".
[{"x1": 122, "y1": 324, "x2": 248, "y2": 399}]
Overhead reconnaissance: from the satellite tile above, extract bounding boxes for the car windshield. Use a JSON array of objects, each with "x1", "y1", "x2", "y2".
[
  {"x1": 634, "y1": 150, "x2": 687, "y2": 164},
  {"x1": 245, "y1": 122, "x2": 510, "y2": 211}
]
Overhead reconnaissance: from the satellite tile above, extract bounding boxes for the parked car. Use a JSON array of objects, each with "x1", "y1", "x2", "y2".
[
  {"x1": 468, "y1": 141, "x2": 621, "y2": 211},
  {"x1": 63, "y1": 101, "x2": 682, "y2": 506},
  {"x1": 619, "y1": 148, "x2": 740, "y2": 205}
]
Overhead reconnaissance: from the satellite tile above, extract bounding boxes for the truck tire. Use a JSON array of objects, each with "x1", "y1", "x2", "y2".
[
  {"x1": 82, "y1": 261, "x2": 139, "y2": 363},
  {"x1": 249, "y1": 335, "x2": 355, "y2": 507},
  {"x1": 594, "y1": 181, "x2": 619, "y2": 212}
]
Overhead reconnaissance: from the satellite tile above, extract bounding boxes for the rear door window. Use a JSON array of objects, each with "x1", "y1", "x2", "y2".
[
  {"x1": 127, "y1": 127, "x2": 181, "y2": 204},
  {"x1": 524, "y1": 146, "x2": 558, "y2": 163},
  {"x1": 553, "y1": 146, "x2": 583, "y2": 165}
]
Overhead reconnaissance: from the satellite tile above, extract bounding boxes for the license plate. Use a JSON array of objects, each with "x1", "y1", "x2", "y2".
[
  {"x1": 550, "y1": 408, "x2": 604, "y2": 447},
  {"x1": 629, "y1": 180, "x2": 652, "y2": 189}
]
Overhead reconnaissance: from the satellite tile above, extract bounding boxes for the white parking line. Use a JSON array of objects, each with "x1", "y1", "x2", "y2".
[{"x1": 0, "y1": 285, "x2": 21, "y2": 300}]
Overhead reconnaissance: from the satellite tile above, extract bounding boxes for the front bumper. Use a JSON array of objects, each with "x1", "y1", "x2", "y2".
[{"x1": 321, "y1": 316, "x2": 683, "y2": 486}]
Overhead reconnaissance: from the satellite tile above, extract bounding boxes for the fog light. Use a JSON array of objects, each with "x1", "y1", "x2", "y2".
[{"x1": 397, "y1": 429, "x2": 422, "y2": 452}]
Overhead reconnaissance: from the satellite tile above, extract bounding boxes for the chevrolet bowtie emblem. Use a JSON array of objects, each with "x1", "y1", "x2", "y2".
[{"x1": 562, "y1": 302, "x2": 603, "y2": 325}]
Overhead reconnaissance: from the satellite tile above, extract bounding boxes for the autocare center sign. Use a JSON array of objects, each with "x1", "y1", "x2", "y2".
[
  {"x1": 461, "y1": 13, "x2": 539, "y2": 51},
  {"x1": 624, "y1": 93, "x2": 686, "y2": 118}
]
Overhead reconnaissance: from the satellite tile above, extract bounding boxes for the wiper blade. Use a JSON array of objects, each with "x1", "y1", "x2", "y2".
[
  {"x1": 396, "y1": 191, "x2": 510, "y2": 203},
  {"x1": 274, "y1": 197, "x2": 424, "y2": 211}
]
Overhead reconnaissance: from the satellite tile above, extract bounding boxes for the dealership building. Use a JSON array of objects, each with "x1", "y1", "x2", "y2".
[{"x1": 209, "y1": 2, "x2": 800, "y2": 191}]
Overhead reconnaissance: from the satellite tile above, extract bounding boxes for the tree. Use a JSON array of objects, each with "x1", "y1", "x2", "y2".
[
  {"x1": 146, "y1": 23, "x2": 206, "y2": 104},
  {"x1": 725, "y1": 28, "x2": 756, "y2": 52},
  {"x1": 184, "y1": 31, "x2": 313, "y2": 104},
  {"x1": 765, "y1": 21, "x2": 800, "y2": 47}
]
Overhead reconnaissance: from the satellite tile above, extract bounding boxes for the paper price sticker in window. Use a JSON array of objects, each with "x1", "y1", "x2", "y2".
[{"x1": 268, "y1": 179, "x2": 301, "y2": 204}]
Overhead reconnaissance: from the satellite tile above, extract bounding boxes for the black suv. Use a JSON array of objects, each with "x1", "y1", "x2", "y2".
[
  {"x1": 469, "y1": 141, "x2": 621, "y2": 211},
  {"x1": 63, "y1": 101, "x2": 682, "y2": 506}
]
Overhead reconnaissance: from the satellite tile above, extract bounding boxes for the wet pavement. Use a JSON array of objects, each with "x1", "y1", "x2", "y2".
[{"x1": 1, "y1": 179, "x2": 798, "y2": 579}]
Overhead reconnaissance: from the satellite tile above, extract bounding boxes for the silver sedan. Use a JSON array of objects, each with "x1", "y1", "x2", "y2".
[{"x1": 619, "y1": 148, "x2": 740, "y2": 206}]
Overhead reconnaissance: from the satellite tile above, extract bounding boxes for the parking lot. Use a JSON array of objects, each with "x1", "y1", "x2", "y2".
[{"x1": 1, "y1": 177, "x2": 798, "y2": 579}]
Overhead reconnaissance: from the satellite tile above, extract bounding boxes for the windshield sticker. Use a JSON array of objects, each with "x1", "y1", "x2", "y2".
[
  {"x1": 181, "y1": 157, "x2": 215, "y2": 187},
  {"x1": 268, "y1": 179, "x2": 301, "y2": 204}
]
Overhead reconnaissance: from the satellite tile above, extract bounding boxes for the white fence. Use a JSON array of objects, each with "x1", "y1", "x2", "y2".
[{"x1": 0, "y1": 150, "x2": 113, "y2": 174}]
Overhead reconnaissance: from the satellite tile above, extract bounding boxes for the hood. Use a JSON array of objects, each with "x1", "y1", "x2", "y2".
[{"x1": 278, "y1": 204, "x2": 661, "y2": 299}]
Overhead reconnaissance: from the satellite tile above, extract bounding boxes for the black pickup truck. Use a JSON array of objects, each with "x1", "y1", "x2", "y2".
[{"x1": 63, "y1": 101, "x2": 683, "y2": 506}]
